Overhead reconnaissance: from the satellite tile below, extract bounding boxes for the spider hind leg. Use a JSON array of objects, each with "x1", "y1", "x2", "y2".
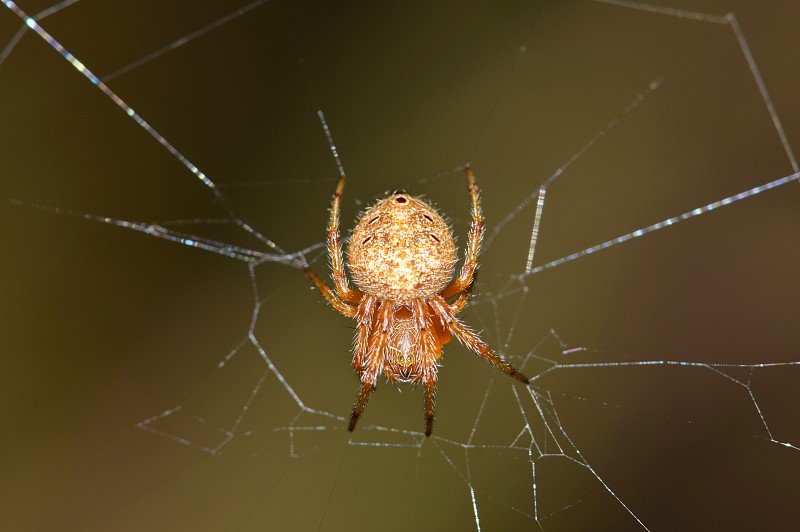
[{"x1": 431, "y1": 296, "x2": 530, "y2": 385}]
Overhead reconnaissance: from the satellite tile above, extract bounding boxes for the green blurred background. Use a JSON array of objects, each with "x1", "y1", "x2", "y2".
[{"x1": 1, "y1": 0, "x2": 799, "y2": 530}]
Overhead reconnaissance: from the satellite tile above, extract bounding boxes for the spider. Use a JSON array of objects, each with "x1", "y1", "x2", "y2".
[{"x1": 305, "y1": 165, "x2": 529, "y2": 437}]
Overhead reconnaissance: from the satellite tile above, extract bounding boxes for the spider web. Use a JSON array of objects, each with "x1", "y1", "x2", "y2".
[{"x1": 2, "y1": 0, "x2": 799, "y2": 530}]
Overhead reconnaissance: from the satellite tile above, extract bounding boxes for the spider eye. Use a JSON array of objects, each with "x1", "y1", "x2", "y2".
[
  {"x1": 395, "y1": 196, "x2": 408, "y2": 204},
  {"x1": 422, "y1": 214, "x2": 433, "y2": 222}
]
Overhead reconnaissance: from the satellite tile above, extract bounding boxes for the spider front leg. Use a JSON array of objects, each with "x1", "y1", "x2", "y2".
[
  {"x1": 423, "y1": 379, "x2": 436, "y2": 437},
  {"x1": 349, "y1": 299, "x2": 394, "y2": 431},
  {"x1": 327, "y1": 175, "x2": 363, "y2": 304},
  {"x1": 441, "y1": 165, "x2": 483, "y2": 300},
  {"x1": 352, "y1": 295, "x2": 377, "y2": 373},
  {"x1": 349, "y1": 381, "x2": 375, "y2": 432},
  {"x1": 413, "y1": 300, "x2": 442, "y2": 437}
]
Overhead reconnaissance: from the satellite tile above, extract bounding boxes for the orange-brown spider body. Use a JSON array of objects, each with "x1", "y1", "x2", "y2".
[
  {"x1": 348, "y1": 194, "x2": 455, "y2": 383},
  {"x1": 305, "y1": 166, "x2": 528, "y2": 437}
]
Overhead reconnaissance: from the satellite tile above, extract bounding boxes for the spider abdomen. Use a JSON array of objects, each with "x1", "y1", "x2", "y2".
[{"x1": 347, "y1": 193, "x2": 456, "y2": 303}]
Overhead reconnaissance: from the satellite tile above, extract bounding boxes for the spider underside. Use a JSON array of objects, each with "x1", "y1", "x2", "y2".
[{"x1": 305, "y1": 165, "x2": 529, "y2": 437}]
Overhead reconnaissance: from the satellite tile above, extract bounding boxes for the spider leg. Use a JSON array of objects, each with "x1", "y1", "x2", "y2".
[
  {"x1": 431, "y1": 296, "x2": 529, "y2": 385},
  {"x1": 348, "y1": 381, "x2": 375, "y2": 431},
  {"x1": 412, "y1": 299, "x2": 442, "y2": 436},
  {"x1": 305, "y1": 267, "x2": 357, "y2": 318},
  {"x1": 449, "y1": 291, "x2": 469, "y2": 315},
  {"x1": 441, "y1": 164, "x2": 483, "y2": 300},
  {"x1": 424, "y1": 379, "x2": 436, "y2": 437},
  {"x1": 353, "y1": 295, "x2": 377, "y2": 373},
  {"x1": 348, "y1": 299, "x2": 394, "y2": 432},
  {"x1": 327, "y1": 175, "x2": 363, "y2": 304}
]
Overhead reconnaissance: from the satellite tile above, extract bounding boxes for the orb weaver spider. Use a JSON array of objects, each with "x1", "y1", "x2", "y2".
[{"x1": 305, "y1": 165, "x2": 529, "y2": 436}]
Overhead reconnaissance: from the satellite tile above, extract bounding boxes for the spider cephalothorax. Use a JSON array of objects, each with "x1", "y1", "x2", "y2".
[{"x1": 306, "y1": 166, "x2": 529, "y2": 436}]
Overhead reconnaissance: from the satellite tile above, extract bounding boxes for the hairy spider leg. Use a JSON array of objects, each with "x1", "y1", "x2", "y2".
[
  {"x1": 441, "y1": 165, "x2": 483, "y2": 300},
  {"x1": 449, "y1": 290, "x2": 469, "y2": 315},
  {"x1": 303, "y1": 174, "x2": 365, "y2": 317},
  {"x1": 413, "y1": 299, "x2": 443, "y2": 436},
  {"x1": 327, "y1": 175, "x2": 363, "y2": 304},
  {"x1": 431, "y1": 296, "x2": 529, "y2": 385},
  {"x1": 424, "y1": 380, "x2": 436, "y2": 437},
  {"x1": 305, "y1": 268, "x2": 357, "y2": 317},
  {"x1": 353, "y1": 295, "x2": 378, "y2": 373},
  {"x1": 349, "y1": 299, "x2": 395, "y2": 431}
]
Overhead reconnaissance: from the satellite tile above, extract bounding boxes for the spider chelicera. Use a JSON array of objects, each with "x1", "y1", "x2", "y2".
[{"x1": 305, "y1": 165, "x2": 529, "y2": 436}]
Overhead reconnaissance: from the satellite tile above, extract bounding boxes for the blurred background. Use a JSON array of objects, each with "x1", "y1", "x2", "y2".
[{"x1": 1, "y1": 0, "x2": 799, "y2": 530}]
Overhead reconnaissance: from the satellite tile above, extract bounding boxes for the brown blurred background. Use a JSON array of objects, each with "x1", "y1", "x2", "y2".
[{"x1": 1, "y1": 0, "x2": 799, "y2": 530}]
